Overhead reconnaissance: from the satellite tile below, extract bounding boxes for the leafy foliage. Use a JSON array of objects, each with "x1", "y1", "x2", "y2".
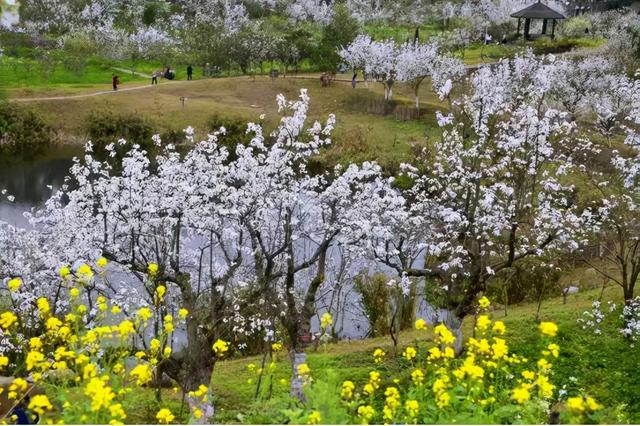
[{"x1": 0, "y1": 102, "x2": 55, "y2": 162}]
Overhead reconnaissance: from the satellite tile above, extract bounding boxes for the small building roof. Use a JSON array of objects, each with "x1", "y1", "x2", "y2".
[{"x1": 510, "y1": 1, "x2": 566, "y2": 19}]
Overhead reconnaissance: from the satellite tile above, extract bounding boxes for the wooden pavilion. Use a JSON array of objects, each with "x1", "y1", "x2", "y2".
[{"x1": 511, "y1": 0, "x2": 566, "y2": 40}]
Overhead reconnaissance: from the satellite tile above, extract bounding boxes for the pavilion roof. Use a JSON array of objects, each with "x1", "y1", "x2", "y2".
[{"x1": 510, "y1": 1, "x2": 566, "y2": 19}]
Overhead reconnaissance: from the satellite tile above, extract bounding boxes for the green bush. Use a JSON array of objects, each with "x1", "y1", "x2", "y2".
[
  {"x1": 354, "y1": 272, "x2": 391, "y2": 337},
  {"x1": 85, "y1": 111, "x2": 154, "y2": 164},
  {"x1": 560, "y1": 16, "x2": 592, "y2": 38},
  {"x1": 206, "y1": 114, "x2": 252, "y2": 159},
  {"x1": 0, "y1": 102, "x2": 55, "y2": 162}
]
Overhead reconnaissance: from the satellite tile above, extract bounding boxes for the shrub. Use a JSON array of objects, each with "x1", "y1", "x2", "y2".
[
  {"x1": 560, "y1": 16, "x2": 592, "y2": 38},
  {"x1": 0, "y1": 102, "x2": 55, "y2": 162},
  {"x1": 206, "y1": 113, "x2": 252, "y2": 159},
  {"x1": 354, "y1": 272, "x2": 390, "y2": 337},
  {"x1": 85, "y1": 111, "x2": 154, "y2": 163}
]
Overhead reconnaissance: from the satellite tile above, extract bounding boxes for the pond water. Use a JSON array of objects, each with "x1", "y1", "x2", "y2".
[{"x1": 0, "y1": 147, "x2": 79, "y2": 227}]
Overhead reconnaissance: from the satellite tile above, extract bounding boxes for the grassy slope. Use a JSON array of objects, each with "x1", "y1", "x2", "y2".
[
  {"x1": 210, "y1": 284, "x2": 640, "y2": 424},
  {"x1": 9, "y1": 75, "x2": 446, "y2": 170}
]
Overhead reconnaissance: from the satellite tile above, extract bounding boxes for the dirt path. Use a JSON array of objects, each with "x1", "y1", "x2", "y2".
[
  {"x1": 111, "y1": 67, "x2": 154, "y2": 79},
  {"x1": 12, "y1": 80, "x2": 192, "y2": 102}
]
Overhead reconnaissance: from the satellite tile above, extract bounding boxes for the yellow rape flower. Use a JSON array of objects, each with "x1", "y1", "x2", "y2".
[
  {"x1": 404, "y1": 399, "x2": 419, "y2": 418},
  {"x1": 156, "y1": 408, "x2": 175, "y2": 424},
  {"x1": 297, "y1": 363, "x2": 311, "y2": 376},
  {"x1": 130, "y1": 364, "x2": 153, "y2": 385},
  {"x1": 192, "y1": 408, "x2": 203, "y2": 419},
  {"x1": 373, "y1": 348, "x2": 385, "y2": 364},
  {"x1": 148, "y1": 263, "x2": 159, "y2": 276},
  {"x1": 434, "y1": 323, "x2": 456, "y2": 345},
  {"x1": 492, "y1": 321, "x2": 506, "y2": 335},
  {"x1": 585, "y1": 397, "x2": 602, "y2": 411},
  {"x1": 547, "y1": 343, "x2": 560, "y2": 358},
  {"x1": 0, "y1": 311, "x2": 18, "y2": 331},
  {"x1": 137, "y1": 307, "x2": 152, "y2": 322},
  {"x1": 7, "y1": 277, "x2": 21, "y2": 292},
  {"x1": 363, "y1": 383, "x2": 375, "y2": 395},
  {"x1": 539, "y1": 322, "x2": 558, "y2": 337},
  {"x1": 77, "y1": 264, "x2": 94, "y2": 281},
  {"x1": 411, "y1": 369, "x2": 424, "y2": 385},
  {"x1": 522, "y1": 370, "x2": 535, "y2": 380},
  {"x1": 0, "y1": 356, "x2": 9, "y2": 369},
  {"x1": 476, "y1": 315, "x2": 491, "y2": 331},
  {"x1": 478, "y1": 296, "x2": 490, "y2": 309},
  {"x1": 537, "y1": 358, "x2": 552, "y2": 371},
  {"x1": 212, "y1": 339, "x2": 229, "y2": 355},
  {"x1": 36, "y1": 298, "x2": 50, "y2": 315},
  {"x1": 536, "y1": 375, "x2": 555, "y2": 398},
  {"x1": 357, "y1": 405, "x2": 375, "y2": 422},
  {"x1": 26, "y1": 351, "x2": 45, "y2": 371},
  {"x1": 96, "y1": 257, "x2": 108, "y2": 268},
  {"x1": 436, "y1": 392, "x2": 450, "y2": 409},
  {"x1": 150, "y1": 339, "x2": 161, "y2": 352},
  {"x1": 566, "y1": 396, "x2": 585, "y2": 413},
  {"x1": 341, "y1": 380, "x2": 355, "y2": 399},
  {"x1": 307, "y1": 410, "x2": 321, "y2": 425},
  {"x1": 83, "y1": 363, "x2": 98, "y2": 379},
  {"x1": 512, "y1": 386, "x2": 531, "y2": 404},
  {"x1": 320, "y1": 312, "x2": 333, "y2": 329},
  {"x1": 109, "y1": 404, "x2": 126, "y2": 420},
  {"x1": 59, "y1": 266, "x2": 71, "y2": 278},
  {"x1": 415, "y1": 318, "x2": 428, "y2": 330},
  {"x1": 402, "y1": 346, "x2": 417, "y2": 361},
  {"x1": 27, "y1": 395, "x2": 53, "y2": 416},
  {"x1": 491, "y1": 338, "x2": 508, "y2": 360},
  {"x1": 155, "y1": 285, "x2": 166, "y2": 301},
  {"x1": 178, "y1": 308, "x2": 189, "y2": 319},
  {"x1": 69, "y1": 288, "x2": 80, "y2": 298},
  {"x1": 428, "y1": 347, "x2": 441, "y2": 360}
]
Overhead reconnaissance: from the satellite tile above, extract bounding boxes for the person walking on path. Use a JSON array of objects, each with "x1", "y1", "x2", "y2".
[
  {"x1": 351, "y1": 72, "x2": 357, "y2": 89},
  {"x1": 112, "y1": 74, "x2": 120, "y2": 91},
  {"x1": 151, "y1": 71, "x2": 158, "y2": 85},
  {"x1": 187, "y1": 64, "x2": 193, "y2": 80}
]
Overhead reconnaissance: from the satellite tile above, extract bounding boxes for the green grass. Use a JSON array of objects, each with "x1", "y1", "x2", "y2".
[
  {"x1": 363, "y1": 23, "x2": 441, "y2": 43},
  {"x1": 0, "y1": 56, "x2": 148, "y2": 88},
  {"x1": 461, "y1": 42, "x2": 521, "y2": 65},
  {"x1": 210, "y1": 284, "x2": 640, "y2": 423}
]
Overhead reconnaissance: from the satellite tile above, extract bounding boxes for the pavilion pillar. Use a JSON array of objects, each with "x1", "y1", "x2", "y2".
[
  {"x1": 551, "y1": 19, "x2": 556, "y2": 39},
  {"x1": 524, "y1": 18, "x2": 531, "y2": 39},
  {"x1": 542, "y1": 18, "x2": 548, "y2": 34},
  {"x1": 517, "y1": 18, "x2": 521, "y2": 35}
]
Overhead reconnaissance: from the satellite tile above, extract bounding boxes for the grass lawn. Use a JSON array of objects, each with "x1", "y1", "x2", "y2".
[
  {"x1": 9, "y1": 75, "x2": 447, "y2": 171},
  {"x1": 210, "y1": 283, "x2": 640, "y2": 423}
]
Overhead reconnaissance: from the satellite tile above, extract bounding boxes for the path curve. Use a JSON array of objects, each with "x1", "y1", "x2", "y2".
[
  {"x1": 12, "y1": 79, "x2": 194, "y2": 103},
  {"x1": 10, "y1": 48, "x2": 601, "y2": 103}
]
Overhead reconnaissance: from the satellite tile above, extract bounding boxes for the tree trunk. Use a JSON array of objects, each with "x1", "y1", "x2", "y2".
[{"x1": 289, "y1": 351, "x2": 307, "y2": 403}]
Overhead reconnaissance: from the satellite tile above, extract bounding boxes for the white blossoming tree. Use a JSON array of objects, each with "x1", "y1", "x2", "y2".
[
  {"x1": 340, "y1": 35, "x2": 465, "y2": 103},
  {"x1": 359, "y1": 54, "x2": 585, "y2": 347}
]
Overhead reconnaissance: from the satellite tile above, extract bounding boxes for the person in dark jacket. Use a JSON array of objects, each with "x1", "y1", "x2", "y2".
[
  {"x1": 187, "y1": 64, "x2": 193, "y2": 80},
  {"x1": 112, "y1": 74, "x2": 119, "y2": 91}
]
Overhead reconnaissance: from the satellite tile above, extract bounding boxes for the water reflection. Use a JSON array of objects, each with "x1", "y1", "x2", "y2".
[{"x1": 0, "y1": 153, "x2": 76, "y2": 227}]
